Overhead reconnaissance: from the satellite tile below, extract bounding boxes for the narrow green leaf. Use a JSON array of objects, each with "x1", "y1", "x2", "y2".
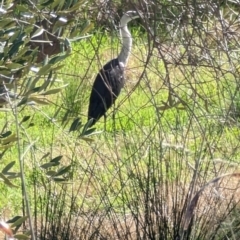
[
  {"x1": 55, "y1": 165, "x2": 71, "y2": 177},
  {"x1": 46, "y1": 171, "x2": 56, "y2": 176},
  {"x1": 80, "y1": 136, "x2": 95, "y2": 142},
  {"x1": 80, "y1": 119, "x2": 94, "y2": 135},
  {"x1": 31, "y1": 27, "x2": 44, "y2": 39},
  {"x1": 6, "y1": 63, "x2": 23, "y2": 70},
  {"x1": 0, "y1": 70, "x2": 11, "y2": 76},
  {"x1": 52, "y1": 0, "x2": 64, "y2": 9},
  {"x1": 40, "y1": 162, "x2": 56, "y2": 169},
  {"x1": 28, "y1": 96, "x2": 49, "y2": 105},
  {"x1": 69, "y1": 29, "x2": 78, "y2": 39},
  {"x1": 43, "y1": 54, "x2": 49, "y2": 66},
  {"x1": 20, "y1": 116, "x2": 31, "y2": 124},
  {"x1": 81, "y1": 128, "x2": 95, "y2": 136},
  {"x1": 13, "y1": 234, "x2": 30, "y2": 239},
  {"x1": 69, "y1": 117, "x2": 82, "y2": 132},
  {"x1": 11, "y1": 216, "x2": 28, "y2": 228},
  {"x1": 61, "y1": 111, "x2": 69, "y2": 125},
  {"x1": 48, "y1": 54, "x2": 68, "y2": 64},
  {"x1": 2, "y1": 161, "x2": 15, "y2": 174},
  {"x1": 38, "y1": 71, "x2": 52, "y2": 92},
  {"x1": 12, "y1": 46, "x2": 28, "y2": 60},
  {"x1": 3, "y1": 46, "x2": 9, "y2": 58},
  {"x1": 0, "y1": 65, "x2": 8, "y2": 70},
  {"x1": 7, "y1": 216, "x2": 22, "y2": 224},
  {"x1": 0, "y1": 19, "x2": 15, "y2": 28},
  {"x1": 24, "y1": 26, "x2": 35, "y2": 35},
  {"x1": 53, "y1": 177, "x2": 66, "y2": 182},
  {"x1": 25, "y1": 86, "x2": 42, "y2": 96},
  {"x1": 17, "y1": 97, "x2": 28, "y2": 106},
  {"x1": 50, "y1": 155, "x2": 63, "y2": 163},
  {"x1": 0, "y1": 134, "x2": 18, "y2": 145},
  {"x1": 40, "y1": 85, "x2": 68, "y2": 96},
  {"x1": 16, "y1": 5, "x2": 29, "y2": 12},
  {"x1": 41, "y1": 0, "x2": 54, "y2": 6},
  {"x1": 59, "y1": 0, "x2": 86, "y2": 13},
  {"x1": 81, "y1": 21, "x2": 94, "y2": 35},
  {"x1": 40, "y1": 152, "x2": 50, "y2": 161},
  {"x1": 51, "y1": 64, "x2": 64, "y2": 71},
  {"x1": 9, "y1": 30, "x2": 21, "y2": 44},
  {"x1": 8, "y1": 41, "x2": 23, "y2": 57},
  {"x1": 0, "y1": 173, "x2": 17, "y2": 187},
  {"x1": 0, "y1": 131, "x2": 12, "y2": 138},
  {"x1": 37, "y1": 64, "x2": 52, "y2": 76}
]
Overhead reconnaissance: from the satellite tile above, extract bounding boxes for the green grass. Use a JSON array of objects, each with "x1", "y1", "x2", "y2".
[{"x1": 1, "y1": 28, "x2": 240, "y2": 238}]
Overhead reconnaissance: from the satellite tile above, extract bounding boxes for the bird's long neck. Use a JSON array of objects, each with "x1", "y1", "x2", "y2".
[{"x1": 118, "y1": 24, "x2": 132, "y2": 65}]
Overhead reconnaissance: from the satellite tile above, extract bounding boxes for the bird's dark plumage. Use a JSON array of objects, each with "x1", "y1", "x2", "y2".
[
  {"x1": 87, "y1": 58, "x2": 124, "y2": 126},
  {"x1": 87, "y1": 11, "x2": 140, "y2": 127}
]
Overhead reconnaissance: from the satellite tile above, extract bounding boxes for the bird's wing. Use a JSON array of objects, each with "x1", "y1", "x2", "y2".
[
  {"x1": 88, "y1": 61, "x2": 125, "y2": 122},
  {"x1": 88, "y1": 80, "x2": 108, "y2": 122},
  {"x1": 88, "y1": 71, "x2": 114, "y2": 121}
]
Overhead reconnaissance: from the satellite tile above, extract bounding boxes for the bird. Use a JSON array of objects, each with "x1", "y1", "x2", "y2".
[{"x1": 87, "y1": 11, "x2": 140, "y2": 128}]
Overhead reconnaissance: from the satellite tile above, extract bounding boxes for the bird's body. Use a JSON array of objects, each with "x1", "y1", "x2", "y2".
[
  {"x1": 87, "y1": 11, "x2": 139, "y2": 127},
  {"x1": 88, "y1": 58, "x2": 124, "y2": 126}
]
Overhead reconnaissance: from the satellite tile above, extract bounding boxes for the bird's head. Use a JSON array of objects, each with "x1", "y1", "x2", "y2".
[{"x1": 120, "y1": 11, "x2": 140, "y2": 27}]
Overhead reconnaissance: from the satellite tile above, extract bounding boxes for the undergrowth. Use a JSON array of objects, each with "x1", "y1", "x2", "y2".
[{"x1": 1, "y1": 2, "x2": 240, "y2": 239}]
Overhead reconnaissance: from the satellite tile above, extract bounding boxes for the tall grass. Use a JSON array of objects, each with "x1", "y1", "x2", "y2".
[{"x1": 29, "y1": 25, "x2": 240, "y2": 238}]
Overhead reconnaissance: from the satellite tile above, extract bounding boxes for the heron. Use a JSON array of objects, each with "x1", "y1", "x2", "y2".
[{"x1": 87, "y1": 11, "x2": 140, "y2": 128}]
